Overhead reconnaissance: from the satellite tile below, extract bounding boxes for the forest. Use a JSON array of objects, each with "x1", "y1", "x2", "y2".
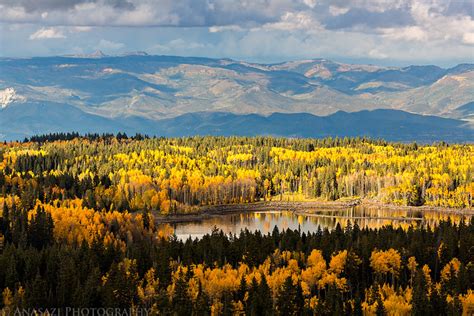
[
  {"x1": 0, "y1": 134, "x2": 473, "y2": 314},
  {"x1": 2, "y1": 134, "x2": 474, "y2": 213}
]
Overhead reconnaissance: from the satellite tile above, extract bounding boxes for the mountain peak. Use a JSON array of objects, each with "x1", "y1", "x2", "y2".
[
  {"x1": 64, "y1": 50, "x2": 108, "y2": 58},
  {"x1": 90, "y1": 50, "x2": 107, "y2": 58}
]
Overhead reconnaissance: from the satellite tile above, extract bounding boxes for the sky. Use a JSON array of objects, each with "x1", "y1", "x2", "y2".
[{"x1": 0, "y1": 0, "x2": 473, "y2": 66}]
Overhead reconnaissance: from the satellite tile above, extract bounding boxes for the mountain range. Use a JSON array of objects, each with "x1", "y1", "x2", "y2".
[{"x1": 0, "y1": 52, "x2": 473, "y2": 141}]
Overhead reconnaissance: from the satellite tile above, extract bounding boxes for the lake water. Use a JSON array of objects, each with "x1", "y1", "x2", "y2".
[{"x1": 158, "y1": 206, "x2": 472, "y2": 240}]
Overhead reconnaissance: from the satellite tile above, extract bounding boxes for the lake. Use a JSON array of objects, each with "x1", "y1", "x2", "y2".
[{"x1": 158, "y1": 206, "x2": 472, "y2": 240}]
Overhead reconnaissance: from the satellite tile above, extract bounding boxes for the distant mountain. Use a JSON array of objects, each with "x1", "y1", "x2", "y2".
[
  {"x1": 0, "y1": 55, "x2": 472, "y2": 120},
  {"x1": 1, "y1": 103, "x2": 472, "y2": 142},
  {"x1": 0, "y1": 54, "x2": 472, "y2": 141},
  {"x1": 148, "y1": 110, "x2": 474, "y2": 141},
  {"x1": 64, "y1": 50, "x2": 109, "y2": 59},
  {"x1": 0, "y1": 102, "x2": 130, "y2": 140},
  {"x1": 450, "y1": 101, "x2": 474, "y2": 120}
]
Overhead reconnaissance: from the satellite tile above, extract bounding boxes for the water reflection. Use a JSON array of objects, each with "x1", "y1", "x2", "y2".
[{"x1": 158, "y1": 206, "x2": 472, "y2": 240}]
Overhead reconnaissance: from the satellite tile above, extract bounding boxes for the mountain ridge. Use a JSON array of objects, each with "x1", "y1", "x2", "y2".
[
  {"x1": 1, "y1": 104, "x2": 472, "y2": 142},
  {"x1": 0, "y1": 54, "x2": 473, "y2": 141}
]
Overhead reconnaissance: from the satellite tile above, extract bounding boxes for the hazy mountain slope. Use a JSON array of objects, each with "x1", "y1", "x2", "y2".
[
  {"x1": 0, "y1": 101, "x2": 160, "y2": 140},
  {"x1": 0, "y1": 55, "x2": 472, "y2": 121},
  {"x1": 1, "y1": 102, "x2": 472, "y2": 142},
  {"x1": 152, "y1": 110, "x2": 473, "y2": 141},
  {"x1": 266, "y1": 60, "x2": 449, "y2": 93},
  {"x1": 386, "y1": 71, "x2": 474, "y2": 116},
  {"x1": 450, "y1": 101, "x2": 474, "y2": 121}
]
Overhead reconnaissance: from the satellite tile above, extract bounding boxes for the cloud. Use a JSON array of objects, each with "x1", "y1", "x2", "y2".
[
  {"x1": 1, "y1": 0, "x2": 473, "y2": 40},
  {"x1": 323, "y1": 8, "x2": 415, "y2": 30},
  {"x1": 29, "y1": 27, "x2": 65, "y2": 39},
  {"x1": 28, "y1": 25, "x2": 93, "y2": 41},
  {"x1": 329, "y1": 6, "x2": 349, "y2": 16},
  {"x1": 209, "y1": 25, "x2": 244, "y2": 33},
  {"x1": 345, "y1": 0, "x2": 410, "y2": 13},
  {"x1": 1, "y1": 0, "x2": 473, "y2": 64},
  {"x1": 404, "y1": 1, "x2": 474, "y2": 44},
  {"x1": 0, "y1": 0, "x2": 307, "y2": 27},
  {"x1": 259, "y1": 12, "x2": 321, "y2": 32},
  {"x1": 71, "y1": 26, "x2": 93, "y2": 32},
  {"x1": 97, "y1": 39, "x2": 124, "y2": 51},
  {"x1": 303, "y1": 0, "x2": 317, "y2": 9},
  {"x1": 463, "y1": 33, "x2": 474, "y2": 45},
  {"x1": 202, "y1": 19, "x2": 473, "y2": 64},
  {"x1": 380, "y1": 26, "x2": 428, "y2": 42},
  {"x1": 0, "y1": 0, "x2": 135, "y2": 13},
  {"x1": 368, "y1": 48, "x2": 388, "y2": 59},
  {"x1": 149, "y1": 38, "x2": 208, "y2": 55}
]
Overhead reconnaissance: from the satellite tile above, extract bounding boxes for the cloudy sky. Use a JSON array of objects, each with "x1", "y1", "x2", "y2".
[{"x1": 0, "y1": 0, "x2": 473, "y2": 66}]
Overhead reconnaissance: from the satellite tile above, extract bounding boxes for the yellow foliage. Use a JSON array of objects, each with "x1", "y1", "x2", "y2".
[
  {"x1": 329, "y1": 250, "x2": 348, "y2": 275},
  {"x1": 460, "y1": 290, "x2": 474, "y2": 316},
  {"x1": 211, "y1": 300, "x2": 223, "y2": 316},
  {"x1": 318, "y1": 273, "x2": 348, "y2": 291},
  {"x1": 194, "y1": 264, "x2": 240, "y2": 300},
  {"x1": 441, "y1": 258, "x2": 461, "y2": 281},
  {"x1": 362, "y1": 284, "x2": 412, "y2": 316},
  {"x1": 370, "y1": 249, "x2": 401, "y2": 278},
  {"x1": 2, "y1": 288, "x2": 13, "y2": 309},
  {"x1": 137, "y1": 268, "x2": 159, "y2": 307}
]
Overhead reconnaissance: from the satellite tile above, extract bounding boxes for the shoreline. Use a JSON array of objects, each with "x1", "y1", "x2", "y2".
[
  {"x1": 153, "y1": 199, "x2": 474, "y2": 224},
  {"x1": 154, "y1": 200, "x2": 360, "y2": 224},
  {"x1": 361, "y1": 199, "x2": 474, "y2": 214}
]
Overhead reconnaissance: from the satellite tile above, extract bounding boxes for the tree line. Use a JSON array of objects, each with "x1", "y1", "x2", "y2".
[{"x1": 1, "y1": 135, "x2": 473, "y2": 216}]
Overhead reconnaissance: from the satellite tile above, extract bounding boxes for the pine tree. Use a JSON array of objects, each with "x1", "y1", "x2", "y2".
[
  {"x1": 258, "y1": 275, "x2": 272, "y2": 315},
  {"x1": 172, "y1": 270, "x2": 193, "y2": 316},
  {"x1": 1, "y1": 202, "x2": 10, "y2": 242},
  {"x1": 374, "y1": 284, "x2": 386, "y2": 316},
  {"x1": 11, "y1": 207, "x2": 28, "y2": 248},
  {"x1": 353, "y1": 293, "x2": 363, "y2": 316},
  {"x1": 193, "y1": 280, "x2": 210, "y2": 316},
  {"x1": 275, "y1": 276, "x2": 303, "y2": 316},
  {"x1": 28, "y1": 206, "x2": 54, "y2": 249},
  {"x1": 412, "y1": 268, "x2": 431, "y2": 315},
  {"x1": 101, "y1": 260, "x2": 139, "y2": 308},
  {"x1": 446, "y1": 295, "x2": 462, "y2": 316},
  {"x1": 142, "y1": 209, "x2": 150, "y2": 230},
  {"x1": 375, "y1": 295, "x2": 386, "y2": 316},
  {"x1": 237, "y1": 276, "x2": 247, "y2": 306},
  {"x1": 429, "y1": 286, "x2": 446, "y2": 316},
  {"x1": 26, "y1": 272, "x2": 48, "y2": 308}
]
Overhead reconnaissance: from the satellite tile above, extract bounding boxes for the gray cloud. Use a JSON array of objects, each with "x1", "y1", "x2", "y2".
[
  {"x1": 1, "y1": 0, "x2": 87, "y2": 12},
  {"x1": 434, "y1": 0, "x2": 474, "y2": 18},
  {"x1": 0, "y1": 0, "x2": 307, "y2": 26},
  {"x1": 0, "y1": 0, "x2": 135, "y2": 12},
  {"x1": 0, "y1": 0, "x2": 471, "y2": 32},
  {"x1": 0, "y1": 0, "x2": 472, "y2": 64},
  {"x1": 323, "y1": 8, "x2": 415, "y2": 29}
]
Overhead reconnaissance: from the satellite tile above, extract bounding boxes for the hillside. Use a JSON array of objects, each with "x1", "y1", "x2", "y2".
[
  {"x1": 0, "y1": 54, "x2": 473, "y2": 141},
  {"x1": 1, "y1": 105, "x2": 473, "y2": 142},
  {"x1": 1, "y1": 55, "x2": 472, "y2": 117}
]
